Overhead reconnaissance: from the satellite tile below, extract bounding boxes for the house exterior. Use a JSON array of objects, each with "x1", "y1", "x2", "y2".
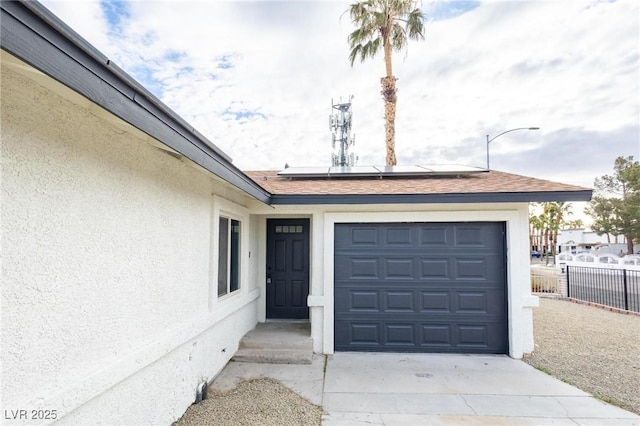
[
  {"x1": 558, "y1": 228, "x2": 639, "y2": 255},
  {"x1": 1, "y1": 2, "x2": 592, "y2": 425},
  {"x1": 243, "y1": 170, "x2": 590, "y2": 357}
]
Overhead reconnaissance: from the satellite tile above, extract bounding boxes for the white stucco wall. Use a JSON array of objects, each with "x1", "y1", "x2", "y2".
[
  {"x1": 1, "y1": 56, "x2": 259, "y2": 424},
  {"x1": 249, "y1": 202, "x2": 538, "y2": 359}
]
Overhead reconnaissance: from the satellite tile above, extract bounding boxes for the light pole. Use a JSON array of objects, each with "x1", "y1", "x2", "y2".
[{"x1": 486, "y1": 127, "x2": 539, "y2": 170}]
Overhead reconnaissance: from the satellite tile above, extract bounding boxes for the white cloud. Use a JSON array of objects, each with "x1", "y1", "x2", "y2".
[{"x1": 39, "y1": 0, "x2": 640, "y2": 195}]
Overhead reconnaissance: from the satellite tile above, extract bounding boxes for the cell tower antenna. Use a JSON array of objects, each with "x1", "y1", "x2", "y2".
[{"x1": 329, "y1": 95, "x2": 358, "y2": 167}]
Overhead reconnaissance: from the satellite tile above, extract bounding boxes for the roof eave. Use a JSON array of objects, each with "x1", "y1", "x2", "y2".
[
  {"x1": 1, "y1": 1, "x2": 271, "y2": 204},
  {"x1": 269, "y1": 190, "x2": 593, "y2": 205}
]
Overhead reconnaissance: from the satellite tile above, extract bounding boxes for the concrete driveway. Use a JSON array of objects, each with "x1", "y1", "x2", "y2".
[{"x1": 211, "y1": 353, "x2": 640, "y2": 425}]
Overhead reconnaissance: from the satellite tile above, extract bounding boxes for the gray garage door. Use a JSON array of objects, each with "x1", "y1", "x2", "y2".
[{"x1": 334, "y1": 222, "x2": 507, "y2": 353}]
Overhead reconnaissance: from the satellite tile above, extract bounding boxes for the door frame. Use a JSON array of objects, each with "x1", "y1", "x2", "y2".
[{"x1": 265, "y1": 218, "x2": 311, "y2": 319}]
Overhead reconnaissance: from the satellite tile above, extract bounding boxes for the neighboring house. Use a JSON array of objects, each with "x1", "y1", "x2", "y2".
[
  {"x1": 558, "y1": 228, "x2": 602, "y2": 253},
  {"x1": 1, "y1": 2, "x2": 592, "y2": 425},
  {"x1": 558, "y1": 228, "x2": 638, "y2": 255}
]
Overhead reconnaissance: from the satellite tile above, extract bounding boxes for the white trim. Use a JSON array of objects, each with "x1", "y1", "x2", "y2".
[
  {"x1": 210, "y1": 195, "x2": 250, "y2": 309},
  {"x1": 322, "y1": 217, "x2": 336, "y2": 354}
]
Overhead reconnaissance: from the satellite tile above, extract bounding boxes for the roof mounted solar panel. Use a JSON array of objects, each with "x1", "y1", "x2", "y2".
[
  {"x1": 375, "y1": 165, "x2": 430, "y2": 175},
  {"x1": 329, "y1": 166, "x2": 380, "y2": 176},
  {"x1": 277, "y1": 164, "x2": 487, "y2": 178}
]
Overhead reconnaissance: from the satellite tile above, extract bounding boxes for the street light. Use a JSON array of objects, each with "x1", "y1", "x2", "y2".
[{"x1": 486, "y1": 127, "x2": 540, "y2": 170}]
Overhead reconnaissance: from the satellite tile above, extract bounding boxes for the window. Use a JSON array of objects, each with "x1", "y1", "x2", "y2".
[
  {"x1": 218, "y1": 217, "x2": 241, "y2": 297},
  {"x1": 274, "y1": 225, "x2": 303, "y2": 234}
]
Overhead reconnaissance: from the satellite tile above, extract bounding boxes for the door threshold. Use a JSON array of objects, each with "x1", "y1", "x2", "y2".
[{"x1": 265, "y1": 319, "x2": 310, "y2": 323}]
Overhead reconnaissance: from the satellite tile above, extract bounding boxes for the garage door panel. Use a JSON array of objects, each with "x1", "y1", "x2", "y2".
[
  {"x1": 454, "y1": 224, "x2": 503, "y2": 248},
  {"x1": 419, "y1": 226, "x2": 450, "y2": 246},
  {"x1": 454, "y1": 226, "x2": 488, "y2": 247},
  {"x1": 385, "y1": 291, "x2": 415, "y2": 311},
  {"x1": 342, "y1": 256, "x2": 505, "y2": 281},
  {"x1": 386, "y1": 323, "x2": 415, "y2": 345},
  {"x1": 421, "y1": 324, "x2": 452, "y2": 346},
  {"x1": 351, "y1": 291, "x2": 380, "y2": 311},
  {"x1": 385, "y1": 258, "x2": 414, "y2": 278},
  {"x1": 420, "y1": 258, "x2": 450, "y2": 279},
  {"x1": 339, "y1": 286, "x2": 504, "y2": 313},
  {"x1": 420, "y1": 292, "x2": 450, "y2": 312},
  {"x1": 335, "y1": 222, "x2": 507, "y2": 353},
  {"x1": 455, "y1": 258, "x2": 489, "y2": 279},
  {"x1": 454, "y1": 256, "x2": 504, "y2": 282},
  {"x1": 335, "y1": 320, "x2": 506, "y2": 352},
  {"x1": 350, "y1": 323, "x2": 380, "y2": 345},
  {"x1": 384, "y1": 227, "x2": 414, "y2": 245},
  {"x1": 335, "y1": 256, "x2": 380, "y2": 280},
  {"x1": 335, "y1": 289, "x2": 378, "y2": 312},
  {"x1": 456, "y1": 291, "x2": 488, "y2": 312},
  {"x1": 339, "y1": 255, "x2": 510, "y2": 281},
  {"x1": 456, "y1": 322, "x2": 507, "y2": 352},
  {"x1": 337, "y1": 288, "x2": 418, "y2": 313},
  {"x1": 456, "y1": 324, "x2": 488, "y2": 346},
  {"x1": 334, "y1": 225, "x2": 377, "y2": 246}
]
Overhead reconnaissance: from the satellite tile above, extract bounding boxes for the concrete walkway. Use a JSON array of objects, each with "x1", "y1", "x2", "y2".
[{"x1": 210, "y1": 352, "x2": 640, "y2": 425}]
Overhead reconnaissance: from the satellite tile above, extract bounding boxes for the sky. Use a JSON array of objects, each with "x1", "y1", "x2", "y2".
[{"x1": 39, "y1": 0, "x2": 639, "y2": 221}]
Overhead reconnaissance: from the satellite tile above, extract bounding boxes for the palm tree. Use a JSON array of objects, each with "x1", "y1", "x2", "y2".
[
  {"x1": 549, "y1": 202, "x2": 572, "y2": 255},
  {"x1": 539, "y1": 202, "x2": 573, "y2": 264},
  {"x1": 346, "y1": 0, "x2": 425, "y2": 165},
  {"x1": 540, "y1": 213, "x2": 550, "y2": 256},
  {"x1": 529, "y1": 213, "x2": 543, "y2": 251},
  {"x1": 564, "y1": 219, "x2": 584, "y2": 229}
]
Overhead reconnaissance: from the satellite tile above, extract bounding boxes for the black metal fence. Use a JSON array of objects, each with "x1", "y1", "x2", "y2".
[{"x1": 567, "y1": 265, "x2": 640, "y2": 313}]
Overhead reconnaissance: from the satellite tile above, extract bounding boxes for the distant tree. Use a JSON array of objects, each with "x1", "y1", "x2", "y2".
[
  {"x1": 346, "y1": 0, "x2": 425, "y2": 165},
  {"x1": 541, "y1": 212, "x2": 551, "y2": 255},
  {"x1": 563, "y1": 219, "x2": 584, "y2": 229},
  {"x1": 529, "y1": 212, "x2": 543, "y2": 251},
  {"x1": 537, "y1": 202, "x2": 572, "y2": 263},
  {"x1": 585, "y1": 156, "x2": 640, "y2": 254},
  {"x1": 585, "y1": 196, "x2": 618, "y2": 243},
  {"x1": 549, "y1": 202, "x2": 572, "y2": 254},
  {"x1": 529, "y1": 203, "x2": 551, "y2": 254}
]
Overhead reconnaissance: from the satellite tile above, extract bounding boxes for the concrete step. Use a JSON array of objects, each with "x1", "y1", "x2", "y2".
[
  {"x1": 233, "y1": 347, "x2": 313, "y2": 364},
  {"x1": 233, "y1": 322, "x2": 313, "y2": 365}
]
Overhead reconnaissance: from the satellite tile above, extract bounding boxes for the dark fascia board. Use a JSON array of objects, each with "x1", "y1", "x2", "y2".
[
  {"x1": 1, "y1": 1, "x2": 270, "y2": 204},
  {"x1": 269, "y1": 190, "x2": 593, "y2": 205}
]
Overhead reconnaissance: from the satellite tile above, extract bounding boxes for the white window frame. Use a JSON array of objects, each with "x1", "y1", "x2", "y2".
[
  {"x1": 217, "y1": 216, "x2": 241, "y2": 297},
  {"x1": 210, "y1": 196, "x2": 249, "y2": 306}
]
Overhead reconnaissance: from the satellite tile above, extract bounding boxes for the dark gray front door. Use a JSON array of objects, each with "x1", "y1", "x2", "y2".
[
  {"x1": 334, "y1": 222, "x2": 507, "y2": 353},
  {"x1": 266, "y1": 219, "x2": 310, "y2": 319}
]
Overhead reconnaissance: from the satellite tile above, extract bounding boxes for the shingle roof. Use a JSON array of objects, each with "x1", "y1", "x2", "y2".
[{"x1": 244, "y1": 170, "x2": 592, "y2": 205}]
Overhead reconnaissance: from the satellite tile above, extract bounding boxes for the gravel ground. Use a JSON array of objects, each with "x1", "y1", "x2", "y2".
[
  {"x1": 523, "y1": 297, "x2": 640, "y2": 414},
  {"x1": 173, "y1": 378, "x2": 323, "y2": 426}
]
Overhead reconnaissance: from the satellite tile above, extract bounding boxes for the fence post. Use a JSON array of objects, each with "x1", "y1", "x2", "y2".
[
  {"x1": 558, "y1": 268, "x2": 568, "y2": 298},
  {"x1": 623, "y1": 269, "x2": 629, "y2": 311},
  {"x1": 566, "y1": 265, "x2": 571, "y2": 299}
]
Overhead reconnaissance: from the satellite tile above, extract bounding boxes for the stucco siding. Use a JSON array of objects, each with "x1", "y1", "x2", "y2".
[
  {"x1": 250, "y1": 203, "x2": 538, "y2": 358},
  {"x1": 1, "y1": 62, "x2": 257, "y2": 423},
  {"x1": 55, "y1": 301, "x2": 258, "y2": 426}
]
